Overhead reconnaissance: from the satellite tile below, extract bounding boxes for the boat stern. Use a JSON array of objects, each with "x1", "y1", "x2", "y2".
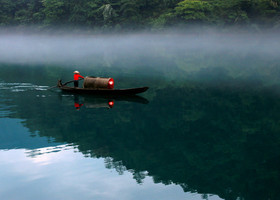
[{"x1": 57, "y1": 79, "x2": 62, "y2": 87}]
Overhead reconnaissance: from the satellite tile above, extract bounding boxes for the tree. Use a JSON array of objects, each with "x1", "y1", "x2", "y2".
[
  {"x1": 211, "y1": 0, "x2": 250, "y2": 25},
  {"x1": 97, "y1": 3, "x2": 117, "y2": 27},
  {"x1": 42, "y1": 0, "x2": 66, "y2": 25},
  {"x1": 118, "y1": 0, "x2": 140, "y2": 26},
  {"x1": 85, "y1": 0, "x2": 104, "y2": 26},
  {"x1": 250, "y1": 0, "x2": 280, "y2": 26},
  {"x1": 0, "y1": 0, "x2": 16, "y2": 25},
  {"x1": 174, "y1": 0, "x2": 213, "y2": 23}
]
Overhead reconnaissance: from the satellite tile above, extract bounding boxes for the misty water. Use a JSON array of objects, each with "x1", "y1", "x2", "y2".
[{"x1": 0, "y1": 31, "x2": 280, "y2": 200}]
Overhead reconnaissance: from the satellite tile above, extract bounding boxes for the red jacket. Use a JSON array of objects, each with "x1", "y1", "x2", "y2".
[{"x1": 74, "y1": 74, "x2": 84, "y2": 80}]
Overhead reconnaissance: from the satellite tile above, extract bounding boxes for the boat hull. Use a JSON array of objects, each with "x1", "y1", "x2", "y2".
[{"x1": 58, "y1": 86, "x2": 149, "y2": 95}]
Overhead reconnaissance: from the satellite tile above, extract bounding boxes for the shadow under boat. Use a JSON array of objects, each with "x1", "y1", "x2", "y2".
[
  {"x1": 82, "y1": 93, "x2": 149, "y2": 105},
  {"x1": 71, "y1": 94, "x2": 149, "y2": 110}
]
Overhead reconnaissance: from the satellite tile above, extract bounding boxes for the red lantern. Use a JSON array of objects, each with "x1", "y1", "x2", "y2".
[{"x1": 108, "y1": 78, "x2": 114, "y2": 89}]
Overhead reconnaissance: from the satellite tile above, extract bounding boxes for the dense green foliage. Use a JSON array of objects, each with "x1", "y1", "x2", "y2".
[{"x1": 0, "y1": 0, "x2": 280, "y2": 30}]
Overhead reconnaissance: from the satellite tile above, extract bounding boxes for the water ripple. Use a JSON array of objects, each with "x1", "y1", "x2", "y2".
[
  {"x1": 0, "y1": 82, "x2": 49, "y2": 92},
  {"x1": 25, "y1": 144, "x2": 75, "y2": 158}
]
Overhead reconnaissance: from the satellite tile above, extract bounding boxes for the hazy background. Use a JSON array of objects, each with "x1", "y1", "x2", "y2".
[
  {"x1": 1, "y1": 29, "x2": 280, "y2": 88},
  {"x1": 0, "y1": 30, "x2": 279, "y2": 66}
]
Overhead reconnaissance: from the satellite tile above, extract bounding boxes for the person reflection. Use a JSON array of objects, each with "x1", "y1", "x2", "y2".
[
  {"x1": 74, "y1": 102, "x2": 84, "y2": 110},
  {"x1": 74, "y1": 95, "x2": 83, "y2": 111}
]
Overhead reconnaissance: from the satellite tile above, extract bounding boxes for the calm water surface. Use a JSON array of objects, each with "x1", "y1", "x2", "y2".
[{"x1": 0, "y1": 33, "x2": 280, "y2": 200}]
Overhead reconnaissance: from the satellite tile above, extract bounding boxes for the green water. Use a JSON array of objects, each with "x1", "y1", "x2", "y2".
[{"x1": 0, "y1": 33, "x2": 280, "y2": 200}]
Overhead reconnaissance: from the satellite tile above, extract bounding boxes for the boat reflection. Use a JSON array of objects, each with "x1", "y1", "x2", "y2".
[
  {"x1": 72, "y1": 94, "x2": 149, "y2": 110},
  {"x1": 83, "y1": 98, "x2": 114, "y2": 109}
]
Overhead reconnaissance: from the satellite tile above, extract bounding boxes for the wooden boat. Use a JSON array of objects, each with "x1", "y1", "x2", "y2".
[{"x1": 57, "y1": 80, "x2": 149, "y2": 95}]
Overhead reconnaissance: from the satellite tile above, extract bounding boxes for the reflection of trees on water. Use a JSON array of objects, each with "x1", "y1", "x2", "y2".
[
  {"x1": 104, "y1": 157, "x2": 147, "y2": 184},
  {"x1": 2, "y1": 82, "x2": 280, "y2": 200},
  {"x1": 105, "y1": 158, "x2": 126, "y2": 175}
]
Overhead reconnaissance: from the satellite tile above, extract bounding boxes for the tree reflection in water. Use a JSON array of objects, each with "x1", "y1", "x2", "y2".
[{"x1": 1, "y1": 81, "x2": 280, "y2": 200}]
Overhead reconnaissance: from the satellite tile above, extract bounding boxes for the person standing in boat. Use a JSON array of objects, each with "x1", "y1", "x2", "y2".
[{"x1": 73, "y1": 71, "x2": 84, "y2": 88}]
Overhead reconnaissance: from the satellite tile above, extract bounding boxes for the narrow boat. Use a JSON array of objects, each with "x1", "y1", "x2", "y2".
[{"x1": 57, "y1": 80, "x2": 149, "y2": 95}]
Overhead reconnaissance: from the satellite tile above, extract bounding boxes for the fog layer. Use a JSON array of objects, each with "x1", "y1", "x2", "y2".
[{"x1": 0, "y1": 31, "x2": 279, "y2": 66}]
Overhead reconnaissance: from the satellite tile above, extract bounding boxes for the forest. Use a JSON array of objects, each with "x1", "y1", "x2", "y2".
[{"x1": 0, "y1": 0, "x2": 280, "y2": 31}]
